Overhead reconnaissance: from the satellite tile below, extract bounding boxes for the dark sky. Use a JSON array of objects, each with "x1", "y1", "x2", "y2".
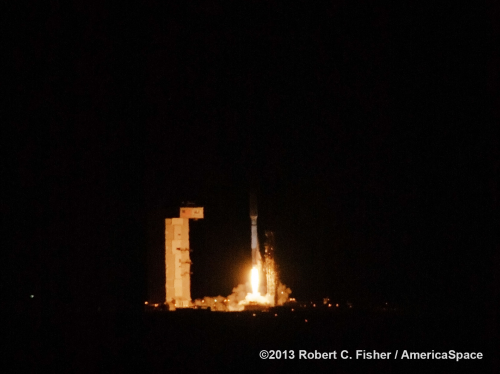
[{"x1": 6, "y1": 2, "x2": 498, "y2": 311}]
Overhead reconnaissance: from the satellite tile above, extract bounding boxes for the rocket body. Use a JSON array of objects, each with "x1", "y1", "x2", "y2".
[
  {"x1": 249, "y1": 193, "x2": 261, "y2": 266},
  {"x1": 251, "y1": 216, "x2": 260, "y2": 265}
]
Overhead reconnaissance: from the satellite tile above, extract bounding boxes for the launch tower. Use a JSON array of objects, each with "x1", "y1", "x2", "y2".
[{"x1": 165, "y1": 207, "x2": 203, "y2": 308}]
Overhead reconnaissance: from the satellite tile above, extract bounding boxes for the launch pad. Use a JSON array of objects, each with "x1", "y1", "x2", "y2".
[
  {"x1": 163, "y1": 196, "x2": 290, "y2": 311},
  {"x1": 244, "y1": 302, "x2": 269, "y2": 312}
]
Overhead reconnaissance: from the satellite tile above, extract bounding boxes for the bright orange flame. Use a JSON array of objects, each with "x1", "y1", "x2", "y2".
[{"x1": 251, "y1": 267, "x2": 259, "y2": 294}]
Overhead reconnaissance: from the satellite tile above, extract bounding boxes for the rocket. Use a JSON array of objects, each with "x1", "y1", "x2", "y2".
[{"x1": 250, "y1": 193, "x2": 262, "y2": 266}]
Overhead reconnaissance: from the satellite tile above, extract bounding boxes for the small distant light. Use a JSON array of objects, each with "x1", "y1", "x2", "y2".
[
  {"x1": 336, "y1": 304, "x2": 339, "y2": 307},
  {"x1": 291, "y1": 308, "x2": 294, "y2": 312},
  {"x1": 328, "y1": 304, "x2": 332, "y2": 307},
  {"x1": 305, "y1": 319, "x2": 308, "y2": 323},
  {"x1": 253, "y1": 313, "x2": 256, "y2": 317},
  {"x1": 30, "y1": 295, "x2": 34, "y2": 298},
  {"x1": 281, "y1": 292, "x2": 283, "y2": 294},
  {"x1": 144, "y1": 301, "x2": 148, "y2": 305},
  {"x1": 215, "y1": 299, "x2": 217, "y2": 302},
  {"x1": 275, "y1": 314, "x2": 278, "y2": 317},
  {"x1": 202, "y1": 300, "x2": 204, "y2": 303},
  {"x1": 313, "y1": 304, "x2": 316, "y2": 307}
]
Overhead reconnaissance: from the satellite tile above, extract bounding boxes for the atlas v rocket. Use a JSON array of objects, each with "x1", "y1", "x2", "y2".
[
  {"x1": 249, "y1": 193, "x2": 262, "y2": 266},
  {"x1": 250, "y1": 194, "x2": 278, "y2": 305}
]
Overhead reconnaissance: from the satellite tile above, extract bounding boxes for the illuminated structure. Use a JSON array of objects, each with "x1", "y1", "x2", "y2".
[{"x1": 165, "y1": 207, "x2": 203, "y2": 308}]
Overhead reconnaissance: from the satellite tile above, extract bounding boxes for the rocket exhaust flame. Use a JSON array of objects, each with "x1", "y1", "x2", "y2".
[{"x1": 193, "y1": 266, "x2": 291, "y2": 311}]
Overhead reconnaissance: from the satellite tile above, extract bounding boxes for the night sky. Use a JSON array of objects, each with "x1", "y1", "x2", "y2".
[{"x1": 6, "y1": 2, "x2": 498, "y2": 313}]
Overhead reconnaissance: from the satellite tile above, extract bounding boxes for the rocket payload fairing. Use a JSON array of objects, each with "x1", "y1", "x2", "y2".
[{"x1": 250, "y1": 193, "x2": 261, "y2": 266}]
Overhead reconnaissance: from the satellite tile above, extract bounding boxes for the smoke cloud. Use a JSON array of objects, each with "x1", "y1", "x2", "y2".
[
  {"x1": 277, "y1": 283, "x2": 292, "y2": 305},
  {"x1": 193, "y1": 281, "x2": 292, "y2": 312}
]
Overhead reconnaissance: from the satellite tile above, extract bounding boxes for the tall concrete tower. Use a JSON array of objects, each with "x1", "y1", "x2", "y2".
[{"x1": 165, "y1": 207, "x2": 203, "y2": 308}]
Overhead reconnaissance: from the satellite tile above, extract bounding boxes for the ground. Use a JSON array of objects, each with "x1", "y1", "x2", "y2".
[{"x1": 9, "y1": 307, "x2": 493, "y2": 373}]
